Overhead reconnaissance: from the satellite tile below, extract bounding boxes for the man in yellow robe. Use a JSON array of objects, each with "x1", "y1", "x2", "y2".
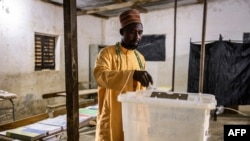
[{"x1": 94, "y1": 9, "x2": 153, "y2": 141}]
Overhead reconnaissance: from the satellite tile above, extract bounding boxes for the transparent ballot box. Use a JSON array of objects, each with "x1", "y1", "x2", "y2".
[{"x1": 118, "y1": 90, "x2": 217, "y2": 141}]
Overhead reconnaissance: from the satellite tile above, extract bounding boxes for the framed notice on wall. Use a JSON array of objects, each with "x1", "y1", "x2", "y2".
[{"x1": 137, "y1": 34, "x2": 166, "y2": 61}]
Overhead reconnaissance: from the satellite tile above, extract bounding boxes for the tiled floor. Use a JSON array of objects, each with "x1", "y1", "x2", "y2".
[{"x1": 76, "y1": 112, "x2": 250, "y2": 141}]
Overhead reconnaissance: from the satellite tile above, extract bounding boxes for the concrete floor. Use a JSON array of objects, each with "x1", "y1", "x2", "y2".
[
  {"x1": 74, "y1": 112, "x2": 250, "y2": 141},
  {"x1": 207, "y1": 113, "x2": 250, "y2": 141},
  {"x1": 1, "y1": 106, "x2": 249, "y2": 141}
]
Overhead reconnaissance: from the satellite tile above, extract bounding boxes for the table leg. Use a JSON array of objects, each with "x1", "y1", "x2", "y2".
[{"x1": 9, "y1": 99, "x2": 15, "y2": 121}]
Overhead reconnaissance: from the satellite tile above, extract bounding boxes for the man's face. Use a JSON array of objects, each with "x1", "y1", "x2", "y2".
[{"x1": 121, "y1": 23, "x2": 143, "y2": 50}]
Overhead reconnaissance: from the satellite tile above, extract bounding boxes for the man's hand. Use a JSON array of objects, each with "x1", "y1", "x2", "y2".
[{"x1": 133, "y1": 70, "x2": 153, "y2": 87}]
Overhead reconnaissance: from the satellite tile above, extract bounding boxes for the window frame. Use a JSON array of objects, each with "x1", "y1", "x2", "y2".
[{"x1": 34, "y1": 34, "x2": 56, "y2": 71}]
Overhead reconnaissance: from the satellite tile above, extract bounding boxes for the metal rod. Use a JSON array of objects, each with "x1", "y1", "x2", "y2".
[
  {"x1": 199, "y1": 0, "x2": 207, "y2": 93},
  {"x1": 10, "y1": 99, "x2": 15, "y2": 121},
  {"x1": 171, "y1": 0, "x2": 177, "y2": 92}
]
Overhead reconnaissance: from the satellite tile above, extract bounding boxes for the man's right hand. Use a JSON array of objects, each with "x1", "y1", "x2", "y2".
[{"x1": 133, "y1": 70, "x2": 153, "y2": 87}]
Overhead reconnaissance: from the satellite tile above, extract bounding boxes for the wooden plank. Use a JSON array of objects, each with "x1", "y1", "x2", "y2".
[
  {"x1": 57, "y1": 89, "x2": 97, "y2": 97},
  {"x1": 76, "y1": 0, "x2": 177, "y2": 16},
  {"x1": 43, "y1": 89, "x2": 97, "y2": 113},
  {"x1": 0, "y1": 102, "x2": 97, "y2": 141},
  {"x1": 42, "y1": 0, "x2": 202, "y2": 18},
  {"x1": 77, "y1": 1, "x2": 134, "y2": 15},
  {"x1": 42, "y1": 91, "x2": 65, "y2": 99},
  {"x1": 42, "y1": 88, "x2": 96, "y2": 99},
  {"x1": 52, "y1": 100, "x2": 97, "y2": 117},
  {"x1": 0, "y1": 113, "x2": 49, "y2": 131},
  {"x1": 0, "y1": 103, "x2": 97, "y2": 141},
  {"x1": 45, "y1": 97, "x2": 97, "y2": 113},
  {"x1": 46, "y1": 103, "x2": 66, "y2": 109}
]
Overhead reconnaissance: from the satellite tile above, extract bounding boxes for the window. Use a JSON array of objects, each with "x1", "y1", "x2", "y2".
[{"x1": 35, "y1": 34, "x2": 56, "y2": 71}]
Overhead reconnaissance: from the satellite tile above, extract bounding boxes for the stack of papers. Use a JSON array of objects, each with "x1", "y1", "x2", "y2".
[
  {"x1": 79, "y1": 104, "x2": 98, "y2": 117},
  {"x1": 2, "y1": 104, "x2": 99, "y2": 140},
  {"x1": 38, "y1": 115, "x2": 67, "y2": 130},
  {"x1": 6, "y1": 127, "x2": 47, "y2": 141},
  {"x1": 26, "y1": 123, "x2": 62, "y2": 135},
  {"x1": 0, "y1": 90, "x2": 17, "y2": 99},
  {"x1": 79, "y1": 105, "x2": 98, "y2": 127}
]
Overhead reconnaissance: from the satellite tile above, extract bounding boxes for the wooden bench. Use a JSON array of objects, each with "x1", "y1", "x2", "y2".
[
  {"x1": 0, "y1": 101, "x2": 97, "y2": 141},
  {"x1": 45, "y1": 99, "x2": 96, "y2": 113},
  {"x1": 42, "y1": 89, "x2": 98, "y2": 112},
  {"x1": 0, "y1": 90, "x2": 17, "y2": 121}
]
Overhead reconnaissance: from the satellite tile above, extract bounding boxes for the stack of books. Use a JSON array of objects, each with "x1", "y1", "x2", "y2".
[
  {"x1": 38, "y1": 115, "x2": 67, "y2": 130},
  {"x1": 79, "y1": 104, "x2": 98, "y2": 127},
  {"x1": 79, "y1": 104, "x2": 98, "y2": 117},
  {"x1": 5, "y1": 116, "x2": 66, "y2": 141},
  {"x1": 3, "y1": 104, "x2": 98, "y2": 141},
  {"x1": 6, "y1": 126, "x2": 47, "y2": 141}
]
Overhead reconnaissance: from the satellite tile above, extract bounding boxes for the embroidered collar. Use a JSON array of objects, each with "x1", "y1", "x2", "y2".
[{"x1": 115, "y1": 42, "x2": 144, "y2": 70}]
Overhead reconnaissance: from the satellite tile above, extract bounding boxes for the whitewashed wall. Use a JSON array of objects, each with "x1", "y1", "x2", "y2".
[
  {"x1": 0, "y1": 0, "x2": 249, "y2": 122},
  {"x1": 104, "y1": 0, "x2": 250, "y2": 91},
  {"x1": 77, "y1": 15, "x2": 104, "y2": 88},
  {"x1": 0, "y1": 0, "x2": 103, "y2": 122},
  {"x1": 0, "y1": 0, "x2": 64, "y2": 121}
]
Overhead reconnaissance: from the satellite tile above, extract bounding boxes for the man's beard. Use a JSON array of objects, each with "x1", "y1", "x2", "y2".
[{"x1": 122, "y1": 40, "x2": 140, "y2": 50}]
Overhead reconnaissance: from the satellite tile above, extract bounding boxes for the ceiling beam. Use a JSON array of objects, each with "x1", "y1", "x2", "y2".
[
  {"x1": 76, "y1": 0, "x2": 200, "y2": 16},
  {"x1": 42, "y1": 0, "x2": 202, "y2": 17},
  {"x1": 76, "y1": 0, "x2": 166, "y2": 16},
  {"x1": 77, "y1": 1, "x2": 134, "y2": 15}
]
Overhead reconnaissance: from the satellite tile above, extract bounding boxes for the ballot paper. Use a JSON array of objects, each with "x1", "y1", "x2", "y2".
[
  {"x1": 25, "y1": 123, "x2": 62, "y2": 135},
  {"x1": 38, "y1": 115, "x2": 67, "y2": 130}
]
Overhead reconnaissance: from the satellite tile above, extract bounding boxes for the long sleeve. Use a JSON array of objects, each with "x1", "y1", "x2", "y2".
[{"x1": 94, "y1": 46, "x2": 135, "y2": 92}]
